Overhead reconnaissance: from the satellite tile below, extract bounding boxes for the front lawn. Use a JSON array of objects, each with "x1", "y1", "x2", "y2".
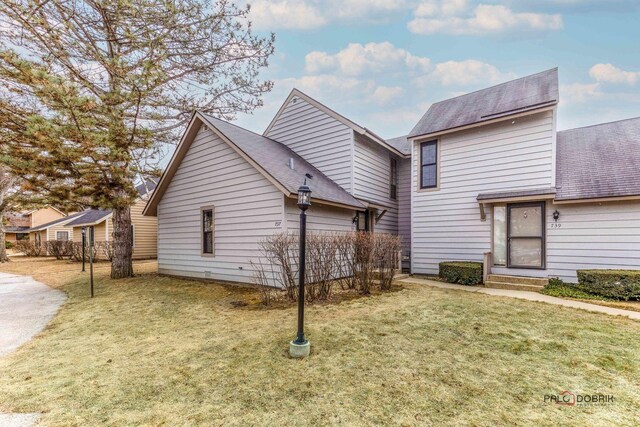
[{"x1": 1, "y1": 258, "x2": 640, "y2": 426}]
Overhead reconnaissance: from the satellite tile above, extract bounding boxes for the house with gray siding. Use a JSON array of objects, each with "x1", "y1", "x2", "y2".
[
  {"x1": 408, "y1": 68, "x2": 640, "y2": 285},
  {"x1": 146, "y1": 68, "x2": 639, "y2": 287}
]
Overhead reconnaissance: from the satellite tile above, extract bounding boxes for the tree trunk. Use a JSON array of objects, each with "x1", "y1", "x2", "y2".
[
  {"x1": 110, "y1": 206, "x2": 134, "y2": 278},
  {"x1": 0, "y1": 214, "x2": 7, "y2": 263}
]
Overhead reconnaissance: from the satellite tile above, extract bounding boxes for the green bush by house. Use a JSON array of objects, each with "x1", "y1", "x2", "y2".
[
  {"x1": 439, "y1": 261, "x2": 483, "y2": 286},
  {"x1": 5, "y1": 241, "x2": 13, "y2": 250},
  {"x1": 576, "y1": 270, "x2": 640, "y2": 300}
]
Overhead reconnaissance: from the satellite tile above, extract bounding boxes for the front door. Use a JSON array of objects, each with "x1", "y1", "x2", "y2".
[{"x1": 507, "y1": 202, "x2": 545, "y2": 269}]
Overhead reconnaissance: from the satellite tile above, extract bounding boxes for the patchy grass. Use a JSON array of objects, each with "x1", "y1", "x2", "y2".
[
  {"x1": 1, "y1": 258, "x2": 640, "y2": 426},
  {"x1": 542, "y1": 278, "x2": 640, "y2": 313}
]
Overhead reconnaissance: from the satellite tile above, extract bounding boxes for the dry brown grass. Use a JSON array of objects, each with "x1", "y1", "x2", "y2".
[{"x1": 1, "y1": 257, "x2": 640, "y2": 426}]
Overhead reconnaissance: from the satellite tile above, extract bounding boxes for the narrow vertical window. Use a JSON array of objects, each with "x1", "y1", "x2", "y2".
[
  {"x1": 420, "y1": 140, "x2": 438, "y2": 189},
  {"x1": 202, "y1": 208, "x2": 214, "y2": 255},
  {"x1": 492, "y1": 206, "x2": 506, "y2": 266},
  {"x1": 390, "y1": 158, "x2": 398, "y2": 200}
]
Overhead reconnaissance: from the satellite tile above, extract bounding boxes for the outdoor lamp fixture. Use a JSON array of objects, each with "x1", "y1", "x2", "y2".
[
  {"x1": 81, "y1": 226, "x2": 86, "y2": 272},
  {"x1": 290, "y1": 180, "x2": 311, "y2": 358},
  {"x1": 553, "y1": 210, "x2": 560, "y2": 222}
]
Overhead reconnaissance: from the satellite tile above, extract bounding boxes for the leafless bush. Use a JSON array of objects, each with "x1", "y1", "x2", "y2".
[
  {"x1": 97, "y1": 241, "x2": 114, "y2": 261},
  {"x1": 252, "y1": 231, "x2": 402, "y2": 305},
  {"x1": 374, "y1": 233, "x2": 402, "y2": 290},
  {"x1": 306, "y1": 233, "x2": 339, "y2": 301},
  {"x1": 44, "y1": 240, "x2": 74, "y2": 260},
  {"x1": 15, "y1": 240, "x2": 43, "y2": 257},
  {"x1": 256, "y1": 232, "x2": 299, "y2": 301},
  {"x1": 70, "y1": 242, "x2": 98, "y2": 262},
  {"x1": 353, "y1": 232, "x2": 375, "y2": 294}
]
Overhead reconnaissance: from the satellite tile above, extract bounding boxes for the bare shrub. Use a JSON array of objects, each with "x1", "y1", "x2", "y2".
[
  {"x1": 353, "y1": 232, "x2": 375, "y2": 294},
  {"x1": 15, "y1": 240, "x2": 43, "y2": 257},
  {"x1": 334, "y1": 232, "x2": 357, "y2": 290},
  {"x1": 98, "y1": 241, "x2": 114, "y2": 261},
  {"x1": 256, "y1": 232, "x2": 299, "y2": 301},
  {"x1": 252, "y1": 230, "x2": 403, "y2": 305},
  {"x1": 70, "y1": 242, "x2": 98, "y2": 262},
  {"x1": 374, "y1": 233, "x2": 402, "y2": 290},
  {"x1": 44, "y1": 240, "x2": 74, "y2": 260},
  {"x1": 305, "y1": 233, "x2": 339, "y2": 301}
]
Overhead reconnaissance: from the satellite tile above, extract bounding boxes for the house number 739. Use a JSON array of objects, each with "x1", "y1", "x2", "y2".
[{"x1": 550, "y1": 223, "x2": 562, "y2": 228}]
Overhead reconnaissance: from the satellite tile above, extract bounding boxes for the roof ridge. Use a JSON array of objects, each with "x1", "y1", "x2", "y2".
[
  {"x1": 558, "y1": 116, "x2": 640, "y2": 134},
  {"x1": 430, "y1": 67, "x2": 558, "y2": 106}
]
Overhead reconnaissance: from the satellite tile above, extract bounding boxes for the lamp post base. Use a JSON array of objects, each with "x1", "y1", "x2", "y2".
[{"x1": 289, "y1": 340, "x2": 310, "y2": 358}]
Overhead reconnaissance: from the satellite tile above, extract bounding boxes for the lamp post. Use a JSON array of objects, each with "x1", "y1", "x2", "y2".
[
  {"x1": 290, "y1": 180, "x2": 311, "y2": 358},
  {"x1": 81, "y1": 226, "x2": 86, "y2": 272}
]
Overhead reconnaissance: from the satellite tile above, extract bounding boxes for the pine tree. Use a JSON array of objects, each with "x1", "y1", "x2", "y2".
[{"x1": 0, "y1": 0, "x2": 274, "y2": 277}]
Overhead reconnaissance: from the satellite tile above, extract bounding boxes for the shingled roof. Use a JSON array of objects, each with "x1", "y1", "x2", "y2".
[
  {"x1": 409, "y1": 68, "x2": 559, "y2": 138},
  {"x1": 385, "y1": 135, "x2": 410, "y2": 155},
  {"x1": 556, "y1": 117, "x2": 640, "y2": 201},
  {"x1": 25, "y1": 211, "x2": 86, "y2": 232},
  {"x1": 66, "y1": 209, "x2": 113, "y2": 227},
  {"x1": 201, "y1": 114, "x2": 365, "y2": 209}
]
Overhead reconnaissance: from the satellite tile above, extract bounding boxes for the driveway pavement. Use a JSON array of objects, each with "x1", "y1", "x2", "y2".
[
  {"x1": 0, "y1": 272, "x2": 66, "y2": 357},
  {"x1": 0, "y1": 271, "x2": 66, "y2": 426}
]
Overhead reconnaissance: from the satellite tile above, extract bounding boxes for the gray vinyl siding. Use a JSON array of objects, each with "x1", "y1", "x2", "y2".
[
  {"x1": 545, "y1": 200, "x2": 640, "y2": 282},
  {"x1": 265, "y1": 97, "x2": 353, "y2": 193},
  {"x1": 157, "y1": 125, "x2": 284, "y2": 284},
  {"x1": 397, "y1": 157, "x2": 411, "y2": 259},
  {"x1": 411, "y1": 110, "x2": 555, "y2": 275},
  {"x1": 353, "y1": 134, "x2": 399, "y2": 234},
  {"x1": 285, "y1": 198, "x2": 355, "y2": 233}
]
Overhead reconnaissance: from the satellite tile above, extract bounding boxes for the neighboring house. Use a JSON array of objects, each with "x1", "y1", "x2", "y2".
[
  {"x1": 4, "y1": 206, "x2": 66, "y2": 242},
  {"x1": 144, "y1": 89, "x2": 411, "y2": 283},
  {"x1": 24, "y1": 211, "x2": 86, "y2": 244},
  {"x1": 66, "y1": 180, "x2": 159, "y2": 260},
  {"x1": 146, "y1": 68, "x2": 639, "y2": 286},
  {"x1": 408, "y1": 68, "x2": 640, "y2": 283}
]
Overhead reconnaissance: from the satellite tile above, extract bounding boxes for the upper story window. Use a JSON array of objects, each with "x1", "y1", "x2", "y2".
[
  {"x1": 390, "y1": 158, "x2": 398, "y2": 200},
  {"x1": 202, "y1": 207, "x2": 214, "y2": 255},
  {"x1": 420, "y1": 140, "x2": 438, "y2": 189}
]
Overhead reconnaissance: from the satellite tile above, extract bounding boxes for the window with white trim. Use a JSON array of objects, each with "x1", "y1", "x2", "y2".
[
  {"x1": 202, "y1": 207, "x2": 214, "y2": 255},
  {"x1": 56, "y1": 231, "x2": 69, "y2": 241}
]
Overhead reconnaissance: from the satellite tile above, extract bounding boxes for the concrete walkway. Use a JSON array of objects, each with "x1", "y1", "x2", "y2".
[
  {"x1": 399, "y1": 276, "x2": 640, "y2": 321},
  {"x1": 0, "y1": 271, "x2": 66, "y2": 427}
]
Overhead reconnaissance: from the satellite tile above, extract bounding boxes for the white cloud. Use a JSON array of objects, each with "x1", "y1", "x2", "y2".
[
  {"x1": 408, "y1": 2, "x2": 563, "y2": 35},
  {"x1": 248, "y1": 0, "x2": 409, "y2": 30},
  {"x1": 248, "y1": 1, "x2": 326, "y2": 30},
  {"x1": 305, "y1": 42, "x2": 431, "y2": 76},
  {"x1": 561, "y1": 82, "x2": 602, "y2": 103},
  {"x1": 589, "y1": 63, "x2": 640, "y2": 85},
  {"x1": 415, "y1": 59, "x2": 515, "y2": 86},
  {"x1": 371, "y1": 86, "x2": 405, "y2": 105}
]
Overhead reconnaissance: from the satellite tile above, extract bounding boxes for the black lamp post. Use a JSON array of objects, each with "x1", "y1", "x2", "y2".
[
  {"x1": 81, "y1": 226, "x2": 86, "y2": 272},
  {"x1": 290, "y1": 180, "x2": 311, "y2": 358}
]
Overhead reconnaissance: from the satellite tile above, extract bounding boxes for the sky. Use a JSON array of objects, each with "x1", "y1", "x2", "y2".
[{"x1": 232, "y1": 0, "x2": 640, "y2": 140}]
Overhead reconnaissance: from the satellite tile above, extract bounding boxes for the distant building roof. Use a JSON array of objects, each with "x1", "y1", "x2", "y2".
[
  {"x1": 5, "y1": 226, "x2": 29, "y2": 233},
  {"x1": 385, "y1": 135, "x2": 410, "y2": 155},
  {"x1": 25, "y1": 211, "x2": 86, "y2": 232},
  {"x1": 136, "y1": 178, "x2": 159, "y2": 196},
  {"x1": 202, "y1": 114, "x2": 365, "y2": 209},
  {"x1": 409, "y1": 68, "x2": 559, "y2": 138},
  {"x1": 66, "y1": 209, "x2": 113, "y2": 227},
  {"x1": 556, "y1": 117, "x2": 640, "y2": 201}
]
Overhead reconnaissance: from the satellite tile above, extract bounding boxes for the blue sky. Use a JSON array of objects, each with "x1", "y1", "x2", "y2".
[{"x1": 233, "y1": 0, "x2": 640, "y2": 139}]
